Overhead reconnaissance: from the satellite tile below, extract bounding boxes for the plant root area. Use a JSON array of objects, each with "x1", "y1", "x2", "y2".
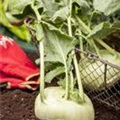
[{"x1": 0, "y1": 89, "x2": 120, "y2": 120}]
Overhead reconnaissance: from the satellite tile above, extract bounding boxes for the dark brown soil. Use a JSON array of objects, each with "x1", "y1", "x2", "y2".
[{"x1": 0, "y1": 88, "x2": 120, "y2": 120}]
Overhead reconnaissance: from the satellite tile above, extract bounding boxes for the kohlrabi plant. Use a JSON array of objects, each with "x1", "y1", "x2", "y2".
[
  {"x1": 7, "y1": 0, "x2": 95, "y2": 120},
  {"x1": 73, "y1": 0, "x2": 120, "y2": 90}
]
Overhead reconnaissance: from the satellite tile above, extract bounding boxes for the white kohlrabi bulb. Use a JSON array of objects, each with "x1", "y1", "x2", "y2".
[{"x1": 35, "y1": 87, "x2": 94, "y2": 120}]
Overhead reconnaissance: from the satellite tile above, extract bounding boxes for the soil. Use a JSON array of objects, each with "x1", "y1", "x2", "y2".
[
  {"x1": 0, "y1": 52, "x2": 120, "y2": 120},
  {"x1": 0, "y1": 88, "x2": 120, "y2": 120}
]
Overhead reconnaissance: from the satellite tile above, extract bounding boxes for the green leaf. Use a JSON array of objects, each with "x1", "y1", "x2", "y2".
[
  {"x1": 57, "y1": 78, "x2": 66, "y2": 89},
  {"x1": 40, "y1": 0, "x2": 71, "y2": 21},
  {"x1": 34, "y1": 0, "x2": 44, "y2": 9},
  {"x1": 8, "y1": 0, "x2": 32, "y2": 14},
  {"x1": 50, "y1": 0, "x2": 73, "y2": 22},
  {"x1": 0, "y1": 0, "x2": 31, "y2": 41},
  {"x1": 5, "y1": 12, "x2": 24, "y2": 25},
  {"x1": 112, "y1": 21, "x2": 120, "y2": 28},
  {"x1": 42, "y1": 23, "x2": 77, "y2": 64},
  {"x1": 10, "y1": 25, "x2": 31, "y2": 41},
  {"x1": 45, "y1": 66, "x2": 65, "y2": 83},
  {"x1": 44, "y1": 52, "x2": 73, "y2": 83},
  {"x1": 39, "y1": 0, "x2": 61, "y2": 18},
  {"x1": 51, "y1": 6, "x2": 69, "y2": 22},
  {"x1": 93, "y1": 0, "x2": 120, "y2": 15},
  {"x1": 87, "y1": 22, "x2": 120, "y2": 39},
  {"x1": 0, "y1": 1, "x2": 11, "y2": 27},
  {"x1": 75, "y1": 0, "x2": 90, "y2": 8}
]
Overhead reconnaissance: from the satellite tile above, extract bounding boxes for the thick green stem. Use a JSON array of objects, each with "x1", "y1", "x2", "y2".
[
  {"x1": 31, "y1": 2, "x2": 44, "y2": 101},
  {"x1": 88, "y1": 10, "x2": 96, "y2": 28},
  {"x1": 80, "y1": 38, "x2": 85, "y2": 58},
  {"x1": 73, "y1": 51, "x2": 84, "y2": 101},
  {"x1": 31, "y1": 1, "x2": 41, "y2": 21},
  {"x1": 67, "y1": 17, "x2": 72, "y2": 37},
  {"x1": 79, "y1": 33, "x2": 101, "y2": 57},
  {"x1": 91, "y1": 40, "x2": 101, "y2": 57},
  {"x1": 79, "y1": 33, "x2": 91, "y2": 46},
  {"x1": 78, "y1": 30, "x2": 85, "y2": 58},
  {"x1": 76, "y1": 16, "x2": 100, "y2": 55},
  {"x1": 70, "y1": 71, "x2": 74, "y2": 92},
  {"x1": 67, "y1": 5, "x2": 84, "y2": 102},
  {"x1": 64, "y1": 62, "x2": 69, "y2": 99},
  {"x1": 76, "y1": 16, "x2": 91, "y2": 33},
  {"x1": 64, "y1": 5, "x2": 73, "y2": 99},
  {"x1": 95, "y1": 39, "x2": 120, "y2": 56},
  {"x1": 39, "y1": 40, "x2": 44, "y2": 101}
]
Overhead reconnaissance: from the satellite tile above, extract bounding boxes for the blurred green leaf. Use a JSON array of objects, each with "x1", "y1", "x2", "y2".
[
  {"x1": 8, "y1": 0, "x2": 32, "y2": 15},
  {"x1": 0, "y1": 0, "x2": 31, "y2": 41},
  {"x1": 75, "y1": 0, "x2": 90, "y2": 8},
  {"x1": 93, "y1": 0, "x2": 120, "y2": 15},
  {"x1": 45, "y1": 66, "x2": 65, "y2": 83},
  {"x1": 41, "y1": 23, "x2": 77, "y2": 64},
  {"x1": 87, "y1": 21, "x2": 120, "y2": 39}
]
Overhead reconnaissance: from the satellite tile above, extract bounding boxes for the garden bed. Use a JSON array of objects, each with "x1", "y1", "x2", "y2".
[{"x1": 0, "y1": 88, "x2": 120, "y2": 120}]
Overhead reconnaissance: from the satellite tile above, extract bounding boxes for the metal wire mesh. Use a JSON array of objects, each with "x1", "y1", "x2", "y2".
[
  {"x1": 24, "y1": 19, "x2": 120, "y2": 110},
  {"x1": 77, "y1": 49, "x2": 120, "y2": 110}
]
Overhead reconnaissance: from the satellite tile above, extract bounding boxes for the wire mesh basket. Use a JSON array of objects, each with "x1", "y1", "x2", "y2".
[
  {"x1": 76, "y1": 49, "x2": 120, "y2": 110},
  {"x1": 24, "y1": 19, "x2": 120, "y2": 110}
]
